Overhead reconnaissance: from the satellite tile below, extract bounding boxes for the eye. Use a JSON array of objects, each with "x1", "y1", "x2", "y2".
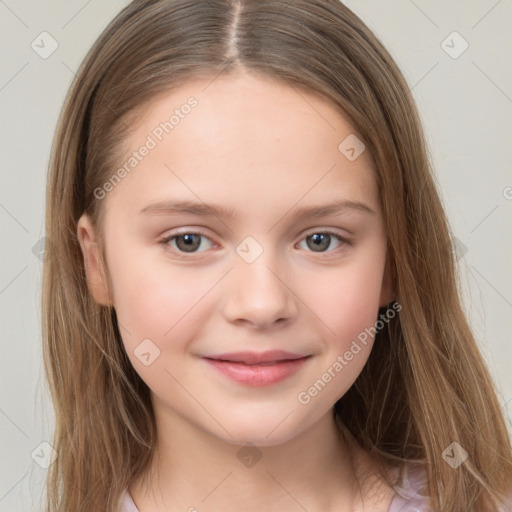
[
  {"x1": 158, "y1": 229, "x2": 351, "y2": 258},
  {"x1": 158, "y1": 230, "x2": 214, "y2": 255},
  {"x1": 297, "y1": 231, "x2": 351, "y2": 253}
]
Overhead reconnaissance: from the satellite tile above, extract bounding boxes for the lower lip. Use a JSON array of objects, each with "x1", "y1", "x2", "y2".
[{"x1": 203, "y1": 357, "x2": 310, "y2": 387}]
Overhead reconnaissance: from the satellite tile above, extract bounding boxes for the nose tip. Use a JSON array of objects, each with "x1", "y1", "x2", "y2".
[{"x1": 223, "y1": 250, "x2": 298, "y2": 328}]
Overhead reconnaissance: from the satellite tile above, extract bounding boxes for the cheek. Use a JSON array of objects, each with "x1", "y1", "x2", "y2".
[
  {"x1": 306, "y1": 256, "x2": 386, "y2": 338},
  {"x1": 295, "y1": 262, "x2": 385, "y2": 409},
  {"x1": 107, "y1": 250, "x2": 212, "y2": 356}
]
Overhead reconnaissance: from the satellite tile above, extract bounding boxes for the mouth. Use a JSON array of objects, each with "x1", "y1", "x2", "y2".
[
  {"x1": 201, "y1": 350, "x2": 312, "y2": 387},
  {"x1": 203, "y1": 350, "x2": 308, "y2": 364}
]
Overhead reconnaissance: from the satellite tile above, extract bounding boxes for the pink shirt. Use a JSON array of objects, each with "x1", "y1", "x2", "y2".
[
  {"x1": 387, "y1": 464, "x2": 431, "y2": 511},
  {"x1": 118, "y1": 464, "x2": 432, "y2": 511}
]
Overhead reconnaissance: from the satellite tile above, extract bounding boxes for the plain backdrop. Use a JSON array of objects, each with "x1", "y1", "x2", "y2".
[{"x1": 1, "y1": 1, "x2": 511, "y2": 510}]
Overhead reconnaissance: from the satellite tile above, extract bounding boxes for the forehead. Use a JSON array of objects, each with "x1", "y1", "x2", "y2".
[
  {"x1": 127, "y1": 71, "x2": 362, "y2": 151},
  {"x1": 104, "y1": 72, "x2": 379, "y2": 217}
]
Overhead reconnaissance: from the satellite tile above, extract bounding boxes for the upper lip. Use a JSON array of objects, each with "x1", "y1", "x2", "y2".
[{"x1": 203, "y1": 350, "x2": 309, "y2": 365}]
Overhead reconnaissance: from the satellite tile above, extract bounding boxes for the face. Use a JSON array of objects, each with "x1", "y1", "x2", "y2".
[{"x1": 77, "y1": 72, "x2": 394, "y2": 447}]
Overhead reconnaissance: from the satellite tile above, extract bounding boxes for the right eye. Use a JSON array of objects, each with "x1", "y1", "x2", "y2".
[{"x1": 158, "y1": 230, "x2": 216, "y2": 255}]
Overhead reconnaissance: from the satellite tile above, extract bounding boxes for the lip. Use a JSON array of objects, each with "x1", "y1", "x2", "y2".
[
  {"x1": 202, "y1": 350, "x2": 311, "y2": 387},
  {"x1": 204, "y1": 350, "x2": 307, "y2": 364}
]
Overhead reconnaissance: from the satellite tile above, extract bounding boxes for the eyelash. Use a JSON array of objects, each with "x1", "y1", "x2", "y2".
[{"x1": 157, "y1": 228, "x2": 352, "y2": 258}]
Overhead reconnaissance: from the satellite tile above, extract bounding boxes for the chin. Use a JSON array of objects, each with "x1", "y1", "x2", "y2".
[{"x1": 208, "y1": 411, "x2": 313, "y2": 448}]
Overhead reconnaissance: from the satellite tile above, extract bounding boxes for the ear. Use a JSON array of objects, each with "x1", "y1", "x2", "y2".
[
  {"x1": 76, "y1": 214, "x2": 112, "y2": 306},
  {"x1": 379, "y1": 254, "x2": 395, "y2": 307}
]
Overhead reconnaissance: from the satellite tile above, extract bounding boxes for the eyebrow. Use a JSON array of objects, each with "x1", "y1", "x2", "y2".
[{"x1": 139, "y1": 198, "x2": 376, "y2": 220}]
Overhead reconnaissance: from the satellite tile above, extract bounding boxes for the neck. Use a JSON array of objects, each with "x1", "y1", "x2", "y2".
[{"x1": 129, "y1": 398, "x2": 395, "y2": 512}]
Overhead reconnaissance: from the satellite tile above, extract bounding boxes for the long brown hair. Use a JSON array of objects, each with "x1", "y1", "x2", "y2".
[{"x1": 42, "y1": 1, "x2": 512, "y2": 510}]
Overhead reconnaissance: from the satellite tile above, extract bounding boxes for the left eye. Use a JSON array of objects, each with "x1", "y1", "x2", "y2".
[{"x1": 297, "y1": 231, "x2": 349, "y2": 253}]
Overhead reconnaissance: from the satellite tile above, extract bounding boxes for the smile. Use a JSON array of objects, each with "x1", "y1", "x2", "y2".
[{"x1": 202, "y1": 355, "x2": 311, "y2": 387}]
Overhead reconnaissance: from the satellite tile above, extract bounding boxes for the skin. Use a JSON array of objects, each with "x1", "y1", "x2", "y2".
[{"x1": 77, "y1": 71, "x2": 397, "y2": 511}]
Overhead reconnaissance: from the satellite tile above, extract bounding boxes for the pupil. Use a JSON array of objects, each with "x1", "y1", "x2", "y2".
[
  {"x1": 177, "y1": 234, "x2": 200, "y2": 252},
  {"x1": 309, "y1": 233, "x2": 329, "y2": 252}
]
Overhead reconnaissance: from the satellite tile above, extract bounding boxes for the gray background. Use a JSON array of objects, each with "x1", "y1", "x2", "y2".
[{"x1": 1, "y1": 1, "x2": 511, "y2": 510}]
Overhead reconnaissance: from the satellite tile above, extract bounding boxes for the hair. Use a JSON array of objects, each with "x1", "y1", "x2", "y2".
[{"x1": 41, "y1": 0, "x2": 512, "y2": 511}]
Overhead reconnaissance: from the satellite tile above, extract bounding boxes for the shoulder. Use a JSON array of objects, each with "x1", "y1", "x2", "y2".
[
  {"x1": 118, "y1": 489, "x2": 140, "y2": 512},
  {"x1": 342, "y1": 429, "x2": 430, "y2": 511},
  {"x1": 388, "y1": 464, "x2": 432, "y2": 512},
  {"x1": 388, "y1": 466, "x2": 512, "y2": 512}
]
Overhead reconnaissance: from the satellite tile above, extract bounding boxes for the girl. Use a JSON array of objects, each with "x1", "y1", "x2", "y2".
[{"x1": 41, "y1": 1, "x2": 512, "y2": 511}]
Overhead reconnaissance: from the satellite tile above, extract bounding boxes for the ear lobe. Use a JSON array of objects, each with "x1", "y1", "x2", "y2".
[
  {"x1": 76, "y1": 214, "x2": 112, "y2": 306},
  {"x1": 379, "y1": 254, "x2": 395, "y2": 308}
]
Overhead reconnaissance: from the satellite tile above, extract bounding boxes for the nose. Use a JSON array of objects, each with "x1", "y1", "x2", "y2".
[{"x1": 222, "y1": 244, "x2": 298, "y2": 329}]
